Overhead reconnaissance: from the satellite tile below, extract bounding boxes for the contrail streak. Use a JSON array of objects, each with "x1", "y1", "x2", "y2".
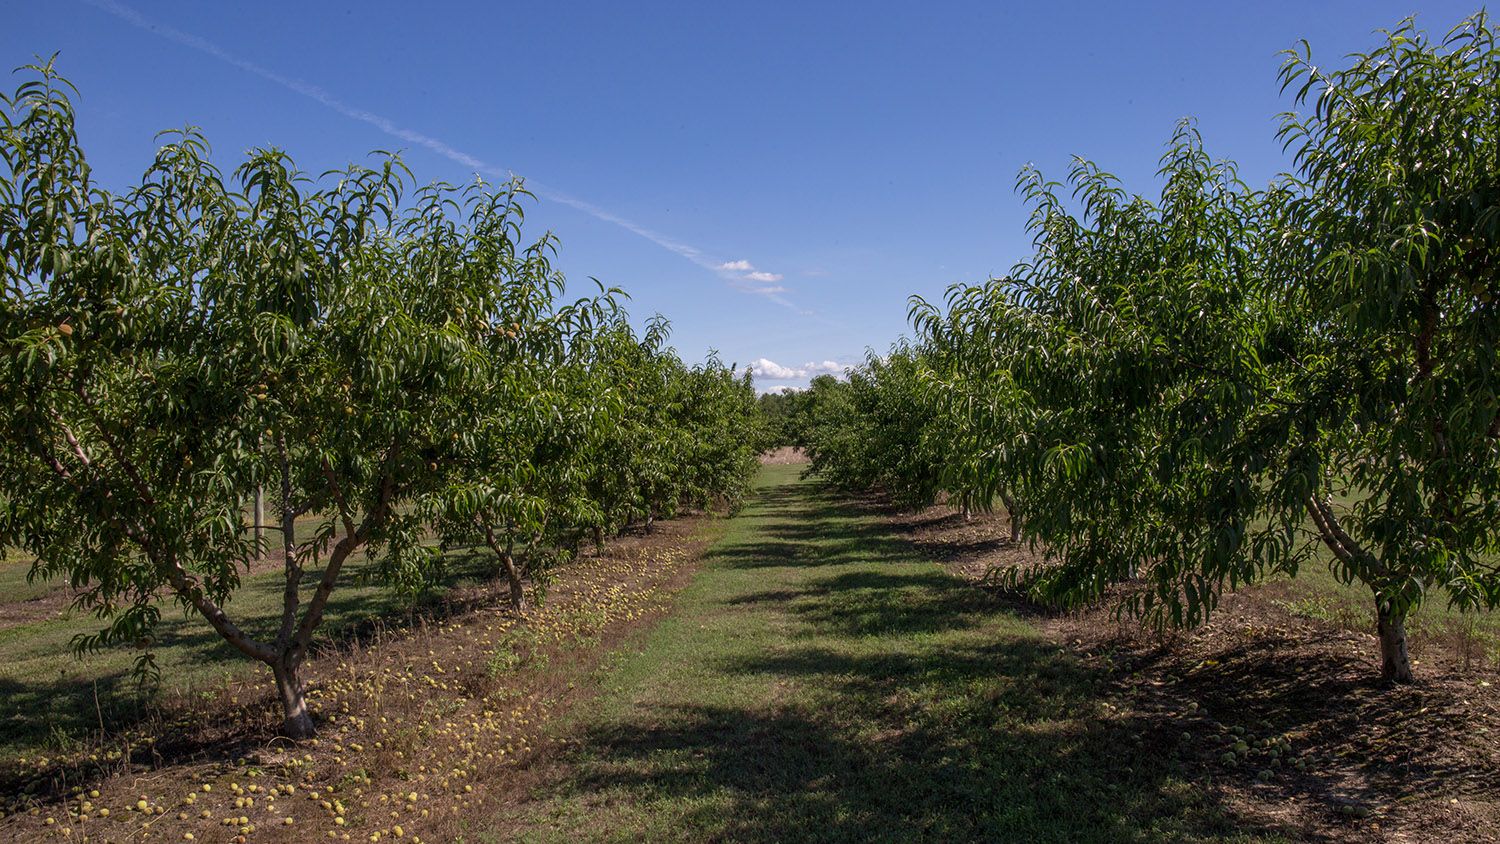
[{"x1": 80, "y1": 0, "x2": 807, "y2": 312}]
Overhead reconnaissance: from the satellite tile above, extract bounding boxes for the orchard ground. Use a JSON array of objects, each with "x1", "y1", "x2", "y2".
[{"x1": 0, "y1": 458, "x2": 1496, "y2": 841}]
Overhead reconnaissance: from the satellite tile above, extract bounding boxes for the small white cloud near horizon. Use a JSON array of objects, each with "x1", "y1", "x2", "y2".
[
  {"x1": 748, "y1": 358, "x2": 801, "y2": 380},
  {"x1": 805, "y1": 360, "x2": 847, "y2": 376},
  {"x1": 748, "y1": 358, "x2": 851, "y2": 381},
  {"x1": 715, "y1": 261, "x2": 791, "y2": 301}
]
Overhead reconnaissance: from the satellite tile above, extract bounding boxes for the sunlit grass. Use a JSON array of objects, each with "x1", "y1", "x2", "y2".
[{"x1": 487, "y1": 464, "x2": 1287, "y2": 842}]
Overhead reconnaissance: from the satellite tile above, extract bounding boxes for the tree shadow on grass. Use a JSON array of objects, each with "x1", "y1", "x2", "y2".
[
  {"x1": 703, "y1": 487, "x2": 921, "y2": 573},
  {"x1": 1107, "y1": 629, "x2": 1500, "y2": 823},
  {"x1": 524, "y1": 479, "x2": 1295, "y2": 843},
  {"x1": 550, "y1": 637, "x2": 1288, "y2": 842},
  {"x1": 728, "y1": 570, "x2": 1000, "y2": 639}
]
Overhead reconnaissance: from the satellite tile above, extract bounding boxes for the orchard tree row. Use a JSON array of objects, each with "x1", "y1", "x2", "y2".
[
  {"x1": 0, "y1": 63, "x2": 760, "y2": 738},
  {"x1": 801, "y1": 14, "x2": 1500, "y2": 684}
]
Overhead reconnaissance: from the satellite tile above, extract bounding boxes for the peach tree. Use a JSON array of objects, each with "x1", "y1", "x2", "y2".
[
  {"x1": 999, "y1": 15, "x2": 1500, "y2": 683},
  {"x1": 0, "y1": 64, "x2": 531, "y2": 736},
  {"x1": 423, "y1": 245, "x2": 624, "y2": 614},
  {"x1": 1270, "y1": 13, "x2": 1500, "y2": 680},
  {"x1": 801, "y1": 13, "x2": 1500, "y2": 683}
]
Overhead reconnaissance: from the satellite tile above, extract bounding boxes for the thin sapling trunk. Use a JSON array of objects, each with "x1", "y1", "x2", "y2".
[
  {"x1": 483, "y1": 522, "x2": 528, "y2": 614},
  {"x1": 253, "y1": 485, "x2": 265, "y2": 559},
  {"x1": 1000, "y1": 492, "x2": 1020, "y2": 542}
]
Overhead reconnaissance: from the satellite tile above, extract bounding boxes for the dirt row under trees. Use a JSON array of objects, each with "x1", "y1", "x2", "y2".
[
  {"x1": 895, "y1": 502, "x2": 1500, "y2": 843},
  {"x1": 0, "y1": 512, "x2": 726, "y2": 843},
  {"x1": 5, "y1": 467, "x2": 1496, "y2": 842}
]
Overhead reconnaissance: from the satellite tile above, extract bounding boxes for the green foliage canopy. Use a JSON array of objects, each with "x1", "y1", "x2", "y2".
[
  {"x1": 802, "y1": 13, "x2": 1500, "y2": 683},
  {"x1": 0, "y1": 61, "x2": 760, "y2": 737}
]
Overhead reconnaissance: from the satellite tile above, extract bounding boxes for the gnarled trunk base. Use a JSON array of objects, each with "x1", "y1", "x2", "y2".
[
  {"x1": 272, "y1": 656, "x2": 315, "y2": 739},
  {"x1": 1377, "y1": 603, "x2": 1414, "y2": 684}
]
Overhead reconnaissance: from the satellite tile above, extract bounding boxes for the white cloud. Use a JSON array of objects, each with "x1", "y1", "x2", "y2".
[
  {"x1": 716, "y1": 263, "x2": 792, "y2": 301},
  {"x1": 748, "y1": 358, "x2": 803, "y2": 380},
  {"x1": 749, "y1": 358, "x2": 851, "y2": 381}
]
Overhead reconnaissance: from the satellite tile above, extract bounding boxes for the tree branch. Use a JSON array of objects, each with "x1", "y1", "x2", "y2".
[
  {"x1": 74, "y1": 383, "x2": 157, "y2": 507},
  {"x1": 1304, "y1": 492, "x2": 1385, "y2": 579},
  {"x1": 31, "y1": 440, "x2": 274, "y2": 662},
  {"x1": 275, "y1": 433, "x2": 303, "y2": 652},
  {"x1": 158, "y1": 553, "x2": 275, "y2": 663},
  {"x1": 320, "y1": 455, "x2": 359, "y2": 539},
  {"x1": 292, "y1": 441, "x2": 400, "y2": 651}
]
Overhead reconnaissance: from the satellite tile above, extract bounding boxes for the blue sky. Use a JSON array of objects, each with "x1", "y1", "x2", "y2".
[{"x1": 7, "y1": 1, "x2": 1482, "y2": 390}]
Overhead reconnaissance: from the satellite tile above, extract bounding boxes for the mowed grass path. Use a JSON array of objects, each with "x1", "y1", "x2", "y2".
[{"x1": 488, "y1": 465, "x2": 1279, "y2": 843}]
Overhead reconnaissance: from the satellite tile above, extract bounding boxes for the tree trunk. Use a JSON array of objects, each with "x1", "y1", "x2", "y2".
[
  {"x1": 1306, "y1": 494, "x2": 1415, "y2": 683},
  {"x1": 593, "y1": 525, "x2": 605, "y2": 555},
  {"x1": 960, "y1": 503, "x2": 971, "y2": 521},
  {"x1": 501, "y1": 549, "x2": 527, "y2": 614},
  {"x1": 253, "y1": 485, "x2": 265, "y2": 558},
  {"x1": 645, "y1": 509, "x2": 655, "y2": 534},
  {"x1": 1377, "y1": 601, "x2": 1414, "y2": 684},
  {"x1": 272, "y1": 654, "x2": 315, "y2": 739},
  {"x1": 1000, "y1": 492, "x2": 1020, "y2": 542},
  {"x1": 483, "y1": 522, "x2": 528, "y2": 614}
]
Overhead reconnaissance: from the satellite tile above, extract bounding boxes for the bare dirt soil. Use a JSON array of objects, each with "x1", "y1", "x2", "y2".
[
  {"x1": 758, "y1": 446, "x2": 809, "y2": 465},
  {"x1": 0, "y1": 514, "x2": 727, "y2": 843},
  {"x1": 894, "y1": 503, "x2": 1500, "y2": 843},
  {"x1": 8, "y1": 470, "x2": 1495, "y2": 843}
]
